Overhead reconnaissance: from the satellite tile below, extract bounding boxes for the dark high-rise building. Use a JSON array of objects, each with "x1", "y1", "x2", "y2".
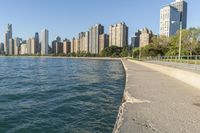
[
  {"x1": 131, "y1": 30, "x2": 141, "y2": 48},
  {"x1": 56, "y1": 36, "x2": 61, "y2": 42},
  {"x1": 4, "y1": 24, "x2": 12, "y2": 54},
  {"x1": 0, "y1": 43, "x2": 4, "y2": 54},
  {"x1": 171, "y1": 0, "x2": 187, "y2": 29},
  {"x1": 35, "y1": 32, "x2": 40, "y2": 54}
]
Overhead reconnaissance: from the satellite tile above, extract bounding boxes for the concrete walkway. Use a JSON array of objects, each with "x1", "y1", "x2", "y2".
[
  {"x1": 117, "y1": 60, "x2": 200, "y2": 133},
  {"x1": 145, "y1": 60, "x2": 200, "y2": 74}
]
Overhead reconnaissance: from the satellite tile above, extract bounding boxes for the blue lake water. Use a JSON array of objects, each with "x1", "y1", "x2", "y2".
[{"x1": 0, "y1": 57, "x2": 125, "y2": 133}]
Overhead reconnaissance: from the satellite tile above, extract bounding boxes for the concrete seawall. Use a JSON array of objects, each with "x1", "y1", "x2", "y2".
[
  {"x1": 113, "y1": 59, "x2": 151, "y2": 133},
  {"x1": 112, "y1": 59, "x2": 128, "y2": 133},
  {"x1": 113, "y1": 59, "x2": 200, "y2": 133}
]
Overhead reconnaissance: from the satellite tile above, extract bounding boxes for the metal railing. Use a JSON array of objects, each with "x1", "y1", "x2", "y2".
[
  {"x1": 145, "y1": 55, "x2": 200, "y2": 64},
  {"x1": 141, "y1": 55, "x2": 200, "y2": 71}
]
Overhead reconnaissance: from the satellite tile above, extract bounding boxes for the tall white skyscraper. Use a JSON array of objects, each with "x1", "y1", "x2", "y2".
[
  {"x1": 160, "y1": 6, "x2": 180, "y2": 36},
  {"x1": 4, "y1": 24, "x2": 12, "y2": 54},
  {"x1": 160, "y1": 0, "x2": 187, "y2": 36},
  {"x1": 41, "y1": 29, "x2": 49, "y2": 55}
]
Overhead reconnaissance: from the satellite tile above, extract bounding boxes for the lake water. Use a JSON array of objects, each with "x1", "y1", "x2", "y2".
[{"x1": 0, "y1": 57, "x2": 125, "y2": 133}]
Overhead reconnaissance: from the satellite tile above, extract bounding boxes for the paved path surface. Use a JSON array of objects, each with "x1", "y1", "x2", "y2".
[
  {"x1": 145, "y1": 61, "x2": 200, "y2": 74},
  {"x1": 119, "y1": 60, "x2": 200, "y2": 133}
]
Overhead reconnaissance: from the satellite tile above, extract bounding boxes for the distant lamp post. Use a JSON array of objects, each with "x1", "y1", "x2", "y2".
[{"x1": 171, "y1": 20, "x2": 182, "y2": 60}]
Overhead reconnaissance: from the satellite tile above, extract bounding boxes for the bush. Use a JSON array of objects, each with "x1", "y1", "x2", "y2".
[{"x1": 100, "y1": 46, "x2": 129, "y2": 57}]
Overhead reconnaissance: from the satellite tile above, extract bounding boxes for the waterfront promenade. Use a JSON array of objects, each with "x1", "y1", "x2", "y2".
[
  {"x1": 115, "y1": 59, "x2": 200, "y2": 133},
  {"x1": 145, "y1": 60, "x2": 200, "y2": 74}
]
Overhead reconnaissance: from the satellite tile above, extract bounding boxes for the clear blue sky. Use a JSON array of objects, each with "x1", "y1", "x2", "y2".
[{"x1": 0, "y1": 0, "x2": 199, "y2": 43}]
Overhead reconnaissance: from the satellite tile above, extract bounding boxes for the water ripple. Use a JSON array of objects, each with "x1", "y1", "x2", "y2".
[{"x1": 0, "y1": 57, "x2": 125, "y2": 133}]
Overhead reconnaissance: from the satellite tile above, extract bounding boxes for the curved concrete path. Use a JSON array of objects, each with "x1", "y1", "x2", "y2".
[{"x1": 117, "y1": 60, "x2": 200, "y2": 133}]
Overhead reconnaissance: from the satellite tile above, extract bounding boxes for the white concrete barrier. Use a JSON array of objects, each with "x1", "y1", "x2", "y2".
[{"x1": 129, "y1": 59, "x2": 200, "y2": 90}]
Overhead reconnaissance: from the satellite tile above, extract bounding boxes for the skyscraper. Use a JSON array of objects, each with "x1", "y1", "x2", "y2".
[
  {"x1": 171, "y1": 0, "x2": 187, "y2": 29},
  {"x1": 27, "y1": 38, "x2": 32, "y2": 54},
  {"x1": 35, "y1": 32, "x2": 40, "y2": 54},
  {"x1": 139, "y1": 28, "x2": 154, "y2": 47},
  {"x1": 78, "y1": 32, "x2": 85, "y2": 52},
  {"x1": 89, "y1": 24, "x2": 104, "y2": 54},
  {"x1": 4, "y1": 24, "x2": 12, "y2": 54},
  {"x1": 79, "y1": 32, "x2": 89, "y2": 52},
  {"x1": 70, "y1": 37, "x2": 79, "y2": 53},
  {"x1": 0, "y1": 43, "x2": 4, "y2": 54},
  {"x1": 14, "y1": 37, "x2": 21, "y2": 55},
  {"x1": 71, "y1": 38, "x2": 76, "y2": 53},
  {"x1": 52, "y1": 36, "x2": 63, "y2": 54},
  {"x1": 131, "y1": 28, "x2": 154, "y2": 48},
  {"x1": 30, "y1": 37, "x2": 37, "y2": 55},
  {"x1": 99, "y1": 34, "x2": 109, "y2": 52},
  {"x1": 74, "y1": 38, "x2": 80, "y2": 53},
  {"x1": 41, "y1": 29, "x2": 49, "y2": 55},
  {"x1": 8, "y1": 39, "x2": 14, "y2": 55},
  {"x1": 131, "y1": 30, "x2": 141, "y2": 48},
  {"x1": 63, "y1": 39, "x2": 71, "y2": 55},
  {"x1": 20, "y1": 43, "x2": 28, "y2": 55},
  {"x1": 84, "y1": 31, "x2": 89, "y2": 52},
  {"x1": 160, "y1": 6, "x2": 181, "y2": 36},
  {"x1": 109, "y1": 22, "x2": 128, "y2": 47},
  {"x1": 160, "y1": 0, "x2": 187, "y2": 36}
]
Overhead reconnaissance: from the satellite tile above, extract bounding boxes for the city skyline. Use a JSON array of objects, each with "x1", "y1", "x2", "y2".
[{"x1": 0, "y1": 0, "x2": 199, "y2": 43}]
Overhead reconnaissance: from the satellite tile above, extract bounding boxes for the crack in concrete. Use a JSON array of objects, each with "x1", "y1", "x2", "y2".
[
  {"x1": 124, "y1": 91, "x2": 151, "y2": 104},
  {"x1": 113, "y1": 91, "x2": 151, "y2": 133}
]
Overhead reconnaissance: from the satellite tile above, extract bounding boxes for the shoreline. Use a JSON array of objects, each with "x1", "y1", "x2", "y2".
[
  {"x1": 0, "y1": 55, "x2": 122, "y2": 61},
  {"x1": 112, "y1": 59, "x2": 128, "y2": 133}
]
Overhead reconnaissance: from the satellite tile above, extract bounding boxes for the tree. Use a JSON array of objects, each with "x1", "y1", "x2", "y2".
[
  {"x1": 120, "y1": 47, "x2": 129, "y2": 57},
  {"x1": 132, "y1": 48, "x2": 139, "y2": 58},
  {"x1": 100, "y1": 46, "x2": 122, "y2": 57},
  {"x1": 133, "y1": 27, "x2": 200, "y2": 57}
]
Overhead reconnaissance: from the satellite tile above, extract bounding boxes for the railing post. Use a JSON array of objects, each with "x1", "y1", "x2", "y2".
[
  {"x1": 180, "y1": 56, "x2": 182, "y2": 63},
  {"x1": 175, "y1": 56, "x2": 177, "y2": 63},
  {"x1": 195, "y1": 55, "x2": 197, "y2": 70}
]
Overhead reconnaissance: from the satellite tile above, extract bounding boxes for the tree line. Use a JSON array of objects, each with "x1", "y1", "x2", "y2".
[
  {"x1": 132, "y1": 27, "x2": 200, "y2": 58},
  {"x1": 39, "y1": 46, "x2": 129, "y2": 57}
]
